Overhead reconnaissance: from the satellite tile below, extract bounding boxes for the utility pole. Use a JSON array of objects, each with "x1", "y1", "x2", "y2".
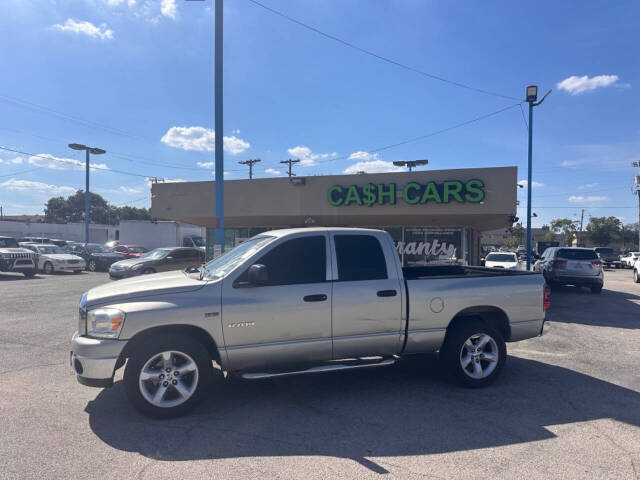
[
  {"x1": 238, "y1": 158, "x2": 261, "y2": 179},
  {"x1": 579, "y1": 208, "x2": 585, "y2": 247},
  {"x1": 280, "y1": 158, "x2": 300, "y2": 178},
  {"x1": 525, "y1": 86, "x2": 552, "y2": 270}
]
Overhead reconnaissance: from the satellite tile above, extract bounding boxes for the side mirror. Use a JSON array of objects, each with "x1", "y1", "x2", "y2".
[{"x1": 248, "y1": 264, "x2": 269, "y2": 285}]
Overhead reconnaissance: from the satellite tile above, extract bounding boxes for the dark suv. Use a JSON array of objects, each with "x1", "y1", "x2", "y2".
[
  {"x1": 593, "y1": 247, "x2": 622, "y2": 269},
  {"x1": 0, "y1": 236, "x2": 37, "y2": 277}
]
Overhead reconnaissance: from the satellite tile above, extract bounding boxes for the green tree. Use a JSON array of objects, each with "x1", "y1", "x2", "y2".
[
  {"x1": 543, "y1": 230, "x2": 557, "y2": 242},
  {"x1": 550, "y1": 218, "x2": 579, "y2": 246},
  {"x1": 44, "y1": 191, "x2": 151, "y2": 225},
  {"x1": 585, "y1": 216, "x2": 622, "y2": 246}
]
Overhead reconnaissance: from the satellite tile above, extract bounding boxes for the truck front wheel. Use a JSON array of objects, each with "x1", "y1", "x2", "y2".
[
  {"x1": 442, "y1": 320, "x2": 506, "y2": 388},
  {"x1": 124, "y1": 334, "x2": 214, "y2": 418}
]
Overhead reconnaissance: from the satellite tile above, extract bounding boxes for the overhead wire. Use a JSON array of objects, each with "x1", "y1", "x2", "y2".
[{"x1": 246, "y1": 0, "x2": 521, "y2": 101}]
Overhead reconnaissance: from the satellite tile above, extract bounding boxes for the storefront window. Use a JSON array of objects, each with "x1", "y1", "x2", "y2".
[{"x1": 384, "y1": 227, "x2": 465, "y2": 266}]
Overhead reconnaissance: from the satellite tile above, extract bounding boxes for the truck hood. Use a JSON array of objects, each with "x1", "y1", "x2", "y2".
[{"x1": 86, "y1": 270, "x2": 205, "y2": 307}]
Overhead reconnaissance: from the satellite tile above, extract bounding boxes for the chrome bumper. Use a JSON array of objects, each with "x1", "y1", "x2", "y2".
[{"x1": 71, "y1": 331, "x2": 126, "y2": 388}]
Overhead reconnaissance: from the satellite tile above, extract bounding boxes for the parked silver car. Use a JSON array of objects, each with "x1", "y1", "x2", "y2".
[
  {"x1": 534, "y1": 247, "x2": 604, "y2": 293},
  {"x1": 22, "y1": 243, "x2": 85, "y2": 274}
]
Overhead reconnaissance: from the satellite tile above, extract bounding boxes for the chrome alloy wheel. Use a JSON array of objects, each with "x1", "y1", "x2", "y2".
[
  {"x1": 459, "y1": 333, "x2": 499, "y2": 380},
  {"x1": 139, "y1": 350, "x2": 199, "y2": 408}
]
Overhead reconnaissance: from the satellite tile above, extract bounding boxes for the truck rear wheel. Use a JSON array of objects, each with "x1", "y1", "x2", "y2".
[
  {"x1": 442, "y1": 320, "x2": 506, "y2": 388},
  {"x1": 124, "y1": 334, "x2": 214, "y2": 418}
]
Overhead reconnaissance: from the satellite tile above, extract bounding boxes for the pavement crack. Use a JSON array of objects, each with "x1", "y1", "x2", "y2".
[{"x1": 11, "y1": 361, "x2": 64, "y2": 373}]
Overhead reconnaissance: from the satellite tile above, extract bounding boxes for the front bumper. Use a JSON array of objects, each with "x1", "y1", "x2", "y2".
[
  {"x1": 70, "y1": 331, "x2": 126, "y2": 388},
  {"x1": 0, "y1": 258, "x2": 35, "y2": 271}
]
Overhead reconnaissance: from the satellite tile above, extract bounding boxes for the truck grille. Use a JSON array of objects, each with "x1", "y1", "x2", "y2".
[{"x1": 6, "y1": 253, "x2": 33, "y2": 259}]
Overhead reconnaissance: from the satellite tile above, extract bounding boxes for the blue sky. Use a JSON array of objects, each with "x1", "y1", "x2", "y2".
[{"x1": 0, "y1": 0, "x2": 638, "y2": 228}]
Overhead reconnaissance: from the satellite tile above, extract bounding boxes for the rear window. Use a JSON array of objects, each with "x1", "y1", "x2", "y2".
[
  {"x1": 557, "y1": 249, "x2": 598, "y2": 260},
  {"x1": 485, "y1": 253, "x2": 517, "y2": 262},
  {"x1": 335, "y1": 234, "x2": 387, "y2": 281}
]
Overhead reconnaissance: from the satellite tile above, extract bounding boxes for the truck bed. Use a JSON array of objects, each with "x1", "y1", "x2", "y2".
[{"x1": 402, "y1": 264, "x2": 537, "y2": 280}]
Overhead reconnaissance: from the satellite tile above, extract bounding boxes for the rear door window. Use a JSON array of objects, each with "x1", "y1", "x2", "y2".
[
  {"x1": 557, "y1": 249, "x2": 598, "y2": 260},
  {"x1": 335, "y1": 234, "x2": 387, "y2": 281},
  {"x1": 254, "y1": 236, "x2": 326, "y2": 285}
]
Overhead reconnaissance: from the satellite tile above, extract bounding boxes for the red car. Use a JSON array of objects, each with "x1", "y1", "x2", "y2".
[{"x1": 111, "y1": 244, "x2": 148, "y2": 259}]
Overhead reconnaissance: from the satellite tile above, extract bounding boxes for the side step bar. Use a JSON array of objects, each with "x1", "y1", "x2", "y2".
[{"x1": 241, "y1": 357, "x2": 397, "y2": 380}]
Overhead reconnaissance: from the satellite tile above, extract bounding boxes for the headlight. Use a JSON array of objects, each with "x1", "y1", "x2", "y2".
[{"x1": 87, "y1": 308, "x2": 125, "y2": 339}]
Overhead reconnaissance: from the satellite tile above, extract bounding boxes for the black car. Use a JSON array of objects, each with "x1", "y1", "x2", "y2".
[{"x1": 64, "y1": 243, "x2": 122, "y2": 272}]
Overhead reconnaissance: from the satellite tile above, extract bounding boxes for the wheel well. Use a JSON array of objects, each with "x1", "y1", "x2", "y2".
[
  {"x1": 445, "y1": 306, "x2": 511, "y2": 343},
  {"x1": 116, "y1": 325, "x2": 221, "y2": 370}
]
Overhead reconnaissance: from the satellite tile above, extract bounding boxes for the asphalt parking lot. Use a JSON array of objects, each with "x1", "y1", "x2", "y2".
[{"x1": 1, "y1": 268, "x2": 639, "y2": 479}]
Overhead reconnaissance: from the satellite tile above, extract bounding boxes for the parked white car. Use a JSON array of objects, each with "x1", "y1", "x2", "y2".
[
  {"x1": 484, "y1": 252, "x2": 520, "y2": 270},
  {"x1": 621, "y1": 252, "x2": 640, "y2": 268},
  {"x1": 23, "y1": 244, "x2": 85, "y2": 274},
  {"x1": 633, "y1": 258, "x2": 640, "y2": 283}
]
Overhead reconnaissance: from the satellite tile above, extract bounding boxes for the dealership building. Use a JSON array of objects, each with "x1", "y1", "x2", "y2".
[{"x1": 150, "y1": 166, "x2": 517, "y2": 266}]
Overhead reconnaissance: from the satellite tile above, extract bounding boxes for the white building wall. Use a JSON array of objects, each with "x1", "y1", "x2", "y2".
[{"x1": 0, "y1": 221, "x2": 117, "y2": 243}]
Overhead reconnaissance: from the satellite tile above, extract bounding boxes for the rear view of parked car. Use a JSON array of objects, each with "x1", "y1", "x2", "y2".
[
  {"x1": 593, "y1": 247, "x2": 622, "y2": 269},
  {"x1": 109, "y1": 247, "x2": 204, "y2": 279},
  {"x1": 534, "y1": 247, "x2": 603, "y2": 293},
  {"x1": 23, "y1": 244, "x2": 85, "y2": 274},
  {"x1": 111, "y1": 244, "x2": 148, "y2": 259}
]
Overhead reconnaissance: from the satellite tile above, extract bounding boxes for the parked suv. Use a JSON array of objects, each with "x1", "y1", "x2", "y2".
[
  {"x1": 0, "y1": 236, "x2": 37, "y2": 277},
  {"x1": 593, "y1": 247, "x2": 622, "y2": 269},
  {"x1": 534, "y1": 247, "x2": 603, "y2": 293}
]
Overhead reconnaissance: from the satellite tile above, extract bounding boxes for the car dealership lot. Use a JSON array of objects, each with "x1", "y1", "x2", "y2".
[{"x1": 1, "y1": 270, "x2": 639, "y2": 479}]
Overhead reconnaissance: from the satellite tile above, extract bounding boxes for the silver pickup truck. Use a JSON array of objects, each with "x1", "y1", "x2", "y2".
[{"x1": 71, "y1": 228, "x2": 549, "y2": 417}]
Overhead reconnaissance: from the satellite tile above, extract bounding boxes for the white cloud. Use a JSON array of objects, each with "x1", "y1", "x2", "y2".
[
  {"x1": 557, "y1": 75, "x2": 619, "y2": 95},
  {"x1": 8, "y1": 156, "x2": 23, "y2": 164},
  {"x1": 560, "y1": 159, "x2": 583, "y2": 167},
  {"x1": 0, "y1": 179, "x2": 76, "y2": 195},
  {"x1": 161, "y1": 0, "x2": 177, "y2": 19},
  {"x1": 343, "y1": 160, "x2": 405, "y2": 174},
  {"x1": 28, "y1": 153, "x2": 109, "y2": 171},
  {"x1": 119, "y1": 186, "x2": 141, "y2": 194},
  {"x1": 106, "y1": 0, "x2": 136, "y2": 5},
  {"x1": 161, "y1": 126, "x2": 250, "y2": 155},
  {"x1": 518, "y1": 180, "x2": 544, "y2": 188},
  {"x1": 287, "y1": 145, "x2": 337, "y2": 166},
  {"x1": 52, "y1": 19, "x2": 114, "y2": 40},
  {"x1": 568, "y1": 195, "x2": 608, "y2": 203},
  {"x1": 578, "y1": 183, "x2": 599, "y2": 190},
  {"x1": 265, "y1": 168, "x2": 281, "y2": 175},
  {"x1": 232, "y1": 129, "x2": 241, "y2": 135},
  {"x1": 197, "y1": 161, "x2": 214, "y2": 168},
  {"x1": 348, "y1": 151, "x2": 375, "y2": 161}
]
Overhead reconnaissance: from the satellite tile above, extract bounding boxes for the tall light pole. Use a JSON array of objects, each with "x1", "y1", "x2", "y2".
[
  {"x1": 68, "y1": 143, "x2": 106, "y2": 243},
  {"x1": 525, "y1": 85, "x2": 551, "y2": 270},
  {"x1": 393, "y1": 159, "x2": 429, "y2": 172}
]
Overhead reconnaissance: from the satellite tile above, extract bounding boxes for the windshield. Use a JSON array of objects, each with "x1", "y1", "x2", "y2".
[
  {"x1": 486, "y1": 253, "x2": 517, "y2": 262},
  {"x1": 37, "y1": 246, "x2": 66, "y2": 254},
  {"x1": 190, "y1": 236, "x2": 205, "y2": 247},
  {"x1": 143, "y1": 248, "x2": 172, "y2": 260},
  {"x1": 201, "y1": 236, "x2": 274, "y2": 280},
  {"x1": 0, "y1": 238, "x2": 18, "y2": 248},
  {"x1": 86, "y1": 244, "x2": 109, "y2": 253}
]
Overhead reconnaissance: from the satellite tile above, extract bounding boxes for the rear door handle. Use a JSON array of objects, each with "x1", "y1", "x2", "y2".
[
  {"x1": 303, "y1": 294, "x2": 327, "y2": 302},
  {"x1": 377, "y1": 289, "x2": 397, "y2": 297}
]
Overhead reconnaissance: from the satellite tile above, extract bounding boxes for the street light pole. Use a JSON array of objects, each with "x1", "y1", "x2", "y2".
[
  {"x1": 213, "y1": 0, "x2": 224, "y2": 259},
  {"x1": 393, "y1": 159, "x2": 429, "y2": 172},
  {"x1": 524, "y1": 86, "x2": 551, "y2": 270},
  {"x1": 69, "y1": 143, "x2": 106, "y2": 244}
]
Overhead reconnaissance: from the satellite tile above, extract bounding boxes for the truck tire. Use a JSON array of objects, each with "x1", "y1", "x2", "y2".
[
  {"x1": 87, "y1": 260, "x2": 97, "y2": 272},
  {"x1": 43, "y1": 262, "x2": 54, "y2": 274},
  {"x1": 124, "y1": 334, "x2": 214, "y2": 418},
  {"x1": 442, "y1": 319, "x2": 506, "y2": 388}
]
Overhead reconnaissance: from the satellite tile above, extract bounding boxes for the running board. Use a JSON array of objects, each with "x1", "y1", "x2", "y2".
[{"x1": 241, "y1": 358, "x2": 397, "y2": 380}]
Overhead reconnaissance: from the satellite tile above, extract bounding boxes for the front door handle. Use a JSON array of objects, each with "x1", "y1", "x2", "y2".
[
  {"x1": 377, "y1": 289, "x2": 397, "y2": 297},
  {"x1": 303, "y1": 294, "x2": 327, "y2": 302}
]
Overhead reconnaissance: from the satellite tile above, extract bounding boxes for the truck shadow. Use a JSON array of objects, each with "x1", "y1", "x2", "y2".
[
  {"x1": 86, "y1": 356, "x2": 640, "y2": 473},
  {"x1": 548, "y1": 286, "x2": 640, "y2": 329}
]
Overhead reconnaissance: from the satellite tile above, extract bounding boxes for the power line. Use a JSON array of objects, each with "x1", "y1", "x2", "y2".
[
  {"x1": 246, "y1": 0, "x2": 521, "y2": 101},
  {"x1": 518, "y1": 103, "x2": 528, "y2": 129},
  {"x1": 316, "y1": 102, "x2": 522, "y2": 165},
  {"x1": 0, "y1": 146, "x2": 151, "y2": 179}
]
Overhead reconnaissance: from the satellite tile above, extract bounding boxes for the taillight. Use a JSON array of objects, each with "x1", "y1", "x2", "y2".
[
  {"x1": 543, "y1": 284, "x2": 551, "y2": 311},
  {"x1": 591, "y1": 260, "x2": 602, "y2": 266}
]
